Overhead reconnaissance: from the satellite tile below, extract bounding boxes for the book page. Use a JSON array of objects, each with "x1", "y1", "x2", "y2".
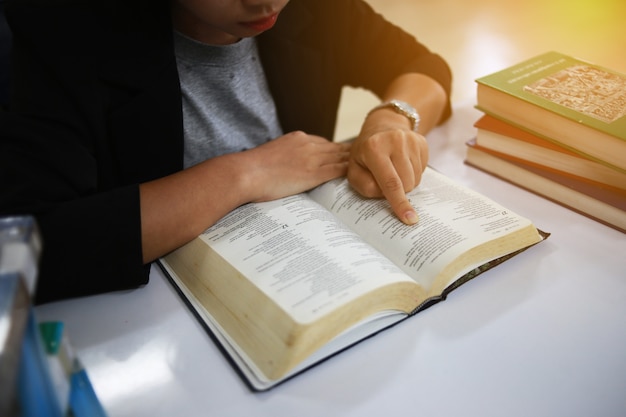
[
  {"x1": 308, "y1": 167, "x2": 536, "y2": 290},
  {"x1": 198, "y1": 194, "x2": 416, "y2": 324}
]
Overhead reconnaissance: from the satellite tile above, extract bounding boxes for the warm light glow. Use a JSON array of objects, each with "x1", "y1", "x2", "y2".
[{"x1": 464, "y1": 20, "x2": 517, "y2": 81}]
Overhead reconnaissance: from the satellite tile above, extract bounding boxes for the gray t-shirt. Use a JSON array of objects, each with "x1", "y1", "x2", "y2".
[{"x1": 174, "y1": 32, "x2": 283, "y2": 168}]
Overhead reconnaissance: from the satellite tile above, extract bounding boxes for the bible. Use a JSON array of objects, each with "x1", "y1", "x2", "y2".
[{"x1": 158, "y1": 167, "x2": 547, "y2": 390}]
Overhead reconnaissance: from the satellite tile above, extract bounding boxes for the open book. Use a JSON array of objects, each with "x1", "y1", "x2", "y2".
[{"x1": 158, "y1": 167, "x2": 547, "y2": 390}]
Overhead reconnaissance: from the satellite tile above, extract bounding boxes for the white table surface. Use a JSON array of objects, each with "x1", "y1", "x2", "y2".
[{"x1": 36, "y1": 103, "x2": 626, "y2": 417}]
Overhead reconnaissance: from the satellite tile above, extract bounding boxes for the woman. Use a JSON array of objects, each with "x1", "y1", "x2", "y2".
[{"x1": 0, "y1": 0, "x2": 451, "y2": 303}]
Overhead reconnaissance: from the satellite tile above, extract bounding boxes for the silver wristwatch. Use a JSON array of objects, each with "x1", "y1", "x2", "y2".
[{"x1": 368, "y1": 99, "x2": 420, "y2": 132}]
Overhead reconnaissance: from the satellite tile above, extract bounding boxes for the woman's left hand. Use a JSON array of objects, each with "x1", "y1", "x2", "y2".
[{"x1": 347, "y1": 125, "x2": 428, "y2": 225}]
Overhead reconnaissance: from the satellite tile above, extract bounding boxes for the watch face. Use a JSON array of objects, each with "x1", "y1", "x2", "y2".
[
  {"x1": 369, "y1": 100, "x2": 420, "y2": 132},
  {"x1": 390, "y1": 100, "x2": 419, "y2": 131},
  {"x1": 392, "y1": 100, "x2": 415, "y2": 117}
]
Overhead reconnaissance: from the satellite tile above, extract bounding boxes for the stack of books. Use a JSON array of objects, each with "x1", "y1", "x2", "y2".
[{"x1": 466, "y1": 51, "x2": 626, "y2": 233}]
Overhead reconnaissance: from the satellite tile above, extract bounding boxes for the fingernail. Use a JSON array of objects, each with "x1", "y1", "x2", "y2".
[{"x1": 404, "y1": 210, "x2": 419, "y2": 225}]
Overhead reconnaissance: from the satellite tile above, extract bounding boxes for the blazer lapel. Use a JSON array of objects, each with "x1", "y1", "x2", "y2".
[
  {"x1": 96, "y1": 7, "x2": 184, "y2": 183},
  {"x1": 257, "y1": 2, "x2": 334, "y2": 138}
]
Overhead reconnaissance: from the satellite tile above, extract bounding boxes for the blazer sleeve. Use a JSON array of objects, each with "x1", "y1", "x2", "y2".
[
  {"x1": 0, "y1": 113, "x2": 148, "y2": 304},
  {"x1": 329, "y1": 0, "x2": 453, "y2": 120},
  {"x1": 0, "y1": 0, "x2": 181, "y2": 303},
  {"x1": 258, "y1": 0, "x2": 452, "y2": 139}
]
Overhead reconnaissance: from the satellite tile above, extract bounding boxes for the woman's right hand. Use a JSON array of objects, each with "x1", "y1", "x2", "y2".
[
  {"x1": 140, "y1": 131, "x2": 349, "y2": 262},
  {"x1": 240, "y1": 130, "x2": 351, "y2": 202}
]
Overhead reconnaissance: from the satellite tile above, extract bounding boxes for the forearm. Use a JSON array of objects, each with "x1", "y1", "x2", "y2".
[
  {"x1": 140, "y1": 152, "x2": 251, "y2": 263},
  {"x1": 366, "y1": 72, "x2": 448, "y2": 135},
  {"x1": 140, "y1": 132, "x2": 350, "y2": 263}
]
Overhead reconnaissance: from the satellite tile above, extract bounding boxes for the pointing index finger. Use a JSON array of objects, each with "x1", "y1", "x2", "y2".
[{"x1": 374, "y1": 162, "x2": 419, "y2": 225}]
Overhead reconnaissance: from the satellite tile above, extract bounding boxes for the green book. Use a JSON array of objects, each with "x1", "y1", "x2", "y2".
[{"x1": 475, "y1": 51, "x2": 626, "y2": 173}]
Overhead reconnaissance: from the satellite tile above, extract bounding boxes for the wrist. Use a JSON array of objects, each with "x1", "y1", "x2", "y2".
[
  {"x1": 367, "y1": 99, "x2": 420, "y2": 132},
  {"x1": 224, "y1": 151, "x2": 262, "y2": 203}
]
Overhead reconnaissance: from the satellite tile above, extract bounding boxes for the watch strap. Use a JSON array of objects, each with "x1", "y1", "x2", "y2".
[{"x1": 368, "y1": 99, "x2": 420, "y2": 132}]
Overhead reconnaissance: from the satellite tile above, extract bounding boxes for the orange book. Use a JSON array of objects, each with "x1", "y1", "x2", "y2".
[
  {"x1": 465, "y1": 139, "x2": 626, "y2": 233},
  {"x1": 474, "y1": 115, "x2": 626, "y2": 191}
]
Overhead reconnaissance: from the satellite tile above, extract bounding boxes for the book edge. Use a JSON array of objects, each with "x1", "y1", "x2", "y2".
[
  {"x1": 409, "y1": 229, "x2": 549, "y2": 315},
  {"x1": 464, "y1": 143, "x2": 626, "y2": 234},
  {"x1": 157, "y1": 259, "x2": 410, "y2": 391}
]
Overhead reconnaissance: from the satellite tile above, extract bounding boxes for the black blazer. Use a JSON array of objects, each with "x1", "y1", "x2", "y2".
[{"x1": 0, "y1": 0, "x2": 451, "y2": 303}]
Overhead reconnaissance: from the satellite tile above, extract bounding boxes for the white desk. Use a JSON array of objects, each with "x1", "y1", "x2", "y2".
[{"x1": 36, "y1": 104, "x2": 626, "y2": 417}]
